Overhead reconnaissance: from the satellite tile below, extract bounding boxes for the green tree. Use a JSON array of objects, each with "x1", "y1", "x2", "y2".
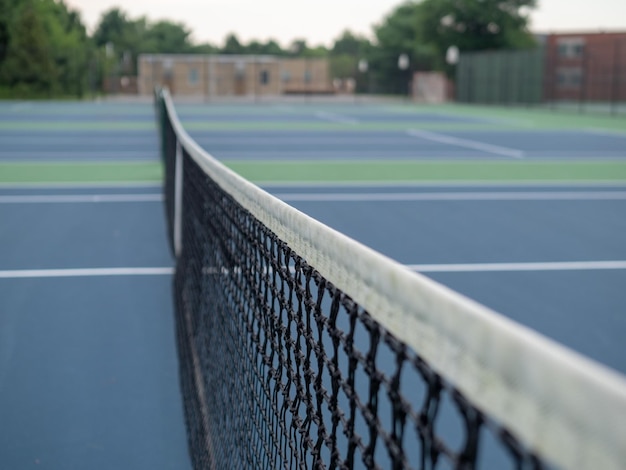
[
  {"x1": 370, "y1": 0, "x2": 537, "y2": 93},
  {"x1": 36, "y1": 0, "x2": 92, "y2": 96},
  {"x1": 260, "y1": 39, "x2": 285, "y2": 56},
  {"x1": 0, "y1": 0, "x2": 56, "y2": 96},
  {"x1": 329, "y1": 30, "x2": 373, "y2": 92},
  {"x1": 93, "y1": 8, "x2": 131, "y2": 48},
  {"x1": 0, "y1": 0, "x2": 17, "y2": 65},
  {"x1": 222, "y1": 33, "x2": 244, "y2": 54},
  {"x1": 142, "y1": 20, "x2": 192, "y2": 53},
  {"x1": 191, "y1": 42, "x2": 217, "y2": 54},
  {"x1": 331, "y1": 30, "x2": 371, "y2": 57},
  {"x1": 93, "y1": 8, "x2": 148, "y2": 76},
  {"x1": 418, "y1": 0, "x2": 537, "y2": 54}
]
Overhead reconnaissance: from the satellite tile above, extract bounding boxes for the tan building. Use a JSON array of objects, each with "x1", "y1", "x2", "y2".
[{"x1": 138, "y1": 54, "x2": 333, "y2": 97}]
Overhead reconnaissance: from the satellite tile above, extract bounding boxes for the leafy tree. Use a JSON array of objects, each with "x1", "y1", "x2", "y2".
[
  {"x1": 0, "y1": 0, "x2": 17, "y2": 64},
  {"x1": 260, "y1": 39, "x2": 285, "y2": 56},
  {"x1": 93, "y1": 8, "x2": 131, "y2": 48},
  {"x1": 331, "y1": 30, "x2": 371, "y2": 57},
  {"x1": 142, "y1": 20, "x2": 192, "y2": 53},
  {"x1": 370, "y1": 2, "x2": 430, "y2": 93},
  {"x1": 304, "y1": 45, "x2": 329, "y2": 58},
  {"x1": 418, "y1": 0, "x2": 537, "y2": 54},
  {"x1": 370, "y1": 0, "x2": 537, "y2": 93},
  {"x1": 222, "y1": 33, "x2": 244, "y2": 54},
  {"x1": 36, "y1": 0, "x2": 92, "y2": 96},
  {"x1": 0, "y1": 0, "x2": 56, "y2": 96},
  {"x1": 191, "y1": 42, "x2": 217, "y2": 54},
  {"x1": 329, "y1": 30, "x2": 373, "y2": 92},
  {"x1": 287, "y1": 39, "x2": 308, "y2": 56}
]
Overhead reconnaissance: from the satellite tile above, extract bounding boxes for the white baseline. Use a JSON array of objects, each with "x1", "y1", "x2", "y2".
[
  {"x1": 0, "y1": 267, "x2": 174, "y2": 279},
  {"x1": 274, "y1": 191, "x2": 626, "y2": 202},
  {"x1": 0, "y1": 194, "x2": 163, "y2": 204},
  {"x1": 408, "y1": 261, "x2": 626, "y2": 273},
  {"x1": 407, "y1": 129, "x2": 525, "y2": 158}
]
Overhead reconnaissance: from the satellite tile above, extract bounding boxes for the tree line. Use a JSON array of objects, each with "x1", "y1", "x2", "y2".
[{"x1": 0, "y1": 0, "x2": 537, "y2": 98}]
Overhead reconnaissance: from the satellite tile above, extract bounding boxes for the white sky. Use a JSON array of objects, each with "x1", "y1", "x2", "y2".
[{"x1": 66, "y1": 0, "x2": 626, "y2": 47}]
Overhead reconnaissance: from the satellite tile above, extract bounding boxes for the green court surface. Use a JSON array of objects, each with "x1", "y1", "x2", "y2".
[
  {"x1": 3, "y1": 160, "x2": 626, "y2": 186},
  {"x1": 225, "y1": 160, "x2": 626, "y2": 184},
  {"x1": 0, "y1": 162, "x2": 162, "y2": 184}
]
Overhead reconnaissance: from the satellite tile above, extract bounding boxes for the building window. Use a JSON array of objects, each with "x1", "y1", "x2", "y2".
[
  {"x1": 556, "y1": 67, "x2": 583, "y2": 88},
  {"x1": 557, "y1": 38, "x2": 585, "y2": 59},
  {"x1": 259, "y1": 70, "x2": 269, "y2": 85},
  {"x1": 304, "y1": 70, "x2": 312, "y2": 83},
  {"x1": 235, "y1": 61, "x2": 245, "y2": 79},
  {"x1": 281, "y1": 70, "x2": 291, "y2": 83},
  {"x1": 189, "y1": 68, "x2": 199, "y2": 85}
]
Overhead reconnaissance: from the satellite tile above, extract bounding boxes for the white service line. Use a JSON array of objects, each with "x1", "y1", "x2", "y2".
[
  {"x1": 408, "y1": 260, "x2": 626, "y2": 273},
  {"x1": 0, "y1": 267, "x2": 174, "y2": 279},
  {"x1": 0, "y1": 151, "x2": 156, "y2": 158},
  {"x1": 275, "y1": 191, "x2": 626, "y2": 202},
  {"x1": 407, "y1": 129, "x2": 525, "y2": 158},
  {"x1": 0, "y1": 136, "x2": 155, "y2": 144},
  {"x1": 315, "y1": 111, "x2": 359, "y2": 125},
  {"x1": 5, "y1": 261, "x2": 624, "y2": 279},
  {"x1": 0, "y1": 194, "x2": 163, "y2": 204}
]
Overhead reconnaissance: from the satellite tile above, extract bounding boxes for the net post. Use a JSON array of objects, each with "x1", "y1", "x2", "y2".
[{"x1": 173, "y1": 140, "x2": 183, "y2": 257}]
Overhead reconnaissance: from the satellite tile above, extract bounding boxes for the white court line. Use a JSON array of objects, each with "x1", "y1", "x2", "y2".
[
  {"x1": 260, "y1": 180, "x2": 626, "y2": 188},
  {"x1": 4, "y1": 261, "x2": 624, "y2": 279},
  {"x1": 407, "y1": 129, "x2": 525, "y2": 158},
  {"x1": 0, "y1": 151, "x2": 156, "y2": 158},
  {"x1": 0, "y1": 194, "x2": 163, "y2": 203},
  {"x1": 274, "y1": 191, "x2": 626, "y2": 202},
  {"x1": 408, "y1": 261, "x2": 626, "y2": 273},
  {"x1": 315, "y1": 111, "x2": 359, "y2": 125},
  {"x1": 0, "y1": 267, "x2": 174, "y2": 279},
  {"x1": 0, "y1": 137, "x2": 155, "y2": 144},
  {"x1": 0, "y1": 182, "x2": 161, "y2": 189}
]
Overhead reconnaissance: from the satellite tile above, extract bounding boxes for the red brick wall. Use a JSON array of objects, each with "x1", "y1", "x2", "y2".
[{"x1": 544, "y1": 32, "x2": 626, "y2": 102}]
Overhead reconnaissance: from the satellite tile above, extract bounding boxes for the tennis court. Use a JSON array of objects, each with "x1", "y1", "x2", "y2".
[{"x1": 1, "y1": 98, "x2": 625, "y2": 468}]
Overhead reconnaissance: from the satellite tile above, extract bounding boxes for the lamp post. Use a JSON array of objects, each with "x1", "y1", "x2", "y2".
[
  {"x1": 446, "y1": 46, "x2": 459, "y2": 103},
  {"x1": 105, "y1": 42, "x2": 115, "y2": 95},
  {"x1": 357, "y1": 59, "x2": 368, "y2": 104},
  {"x1": 398, "y1": 53, "x2": 409, "y2": 103}
]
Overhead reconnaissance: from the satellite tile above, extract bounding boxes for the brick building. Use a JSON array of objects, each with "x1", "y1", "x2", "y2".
[
  {"x1": 138, "y1": 54, "x2": 333, "y2": 97},
  {"x1": 544, "y1": 31, "x2": 626, "y2": 102}
]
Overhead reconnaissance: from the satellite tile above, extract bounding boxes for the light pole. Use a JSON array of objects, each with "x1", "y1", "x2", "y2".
[
  {"x1": 398, "y1": 53, "x2": 409, "y2": 103},
  {"x1": 357, "y1": 59, "x2": 368, "y2": 104},
  {"x1": 446, "y1": 45, "x2": 459, "y2": 103},
  {"x1": 105, "y1": 42, "x2": 115, "y2": 95}
]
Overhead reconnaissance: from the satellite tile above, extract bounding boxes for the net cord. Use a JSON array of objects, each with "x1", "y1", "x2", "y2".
[{"x1": 161, "y1": 88, "x2": 626, "y2": 470}]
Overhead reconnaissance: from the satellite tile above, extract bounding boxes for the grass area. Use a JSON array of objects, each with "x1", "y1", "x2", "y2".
[
  {"x1": 0, "y1": 162, "x2": 162, "y2": 184},
  {"x1": 224, "y1": 160, "x2": 626, "y2": 184}
]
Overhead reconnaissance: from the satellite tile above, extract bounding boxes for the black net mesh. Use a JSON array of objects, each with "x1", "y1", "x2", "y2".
[{"x1": 158, "y1": 93, "x2": 548, "y2": 470}]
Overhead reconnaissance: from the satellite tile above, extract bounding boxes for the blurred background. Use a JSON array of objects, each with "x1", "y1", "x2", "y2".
[{"x1": 0, "y1": 0, "x2": 624, "y2": 114}]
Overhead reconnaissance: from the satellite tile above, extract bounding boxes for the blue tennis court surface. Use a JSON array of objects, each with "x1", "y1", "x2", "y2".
[
  {"x1": 0, "y1": 100, "x2": 625, "y2": 468},
  {"x1": 261, "y1": 183, "x2": 626, "y2": 373}
]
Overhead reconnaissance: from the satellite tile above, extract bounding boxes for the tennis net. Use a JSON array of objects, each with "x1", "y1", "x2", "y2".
[{"x1": 156, "y1": 89, "x2": 626, "y2": 470}]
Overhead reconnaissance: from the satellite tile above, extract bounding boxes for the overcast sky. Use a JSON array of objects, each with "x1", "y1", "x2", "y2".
[{"x1": 66, "y1": 0, "x2": 626, "y2": 47}]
